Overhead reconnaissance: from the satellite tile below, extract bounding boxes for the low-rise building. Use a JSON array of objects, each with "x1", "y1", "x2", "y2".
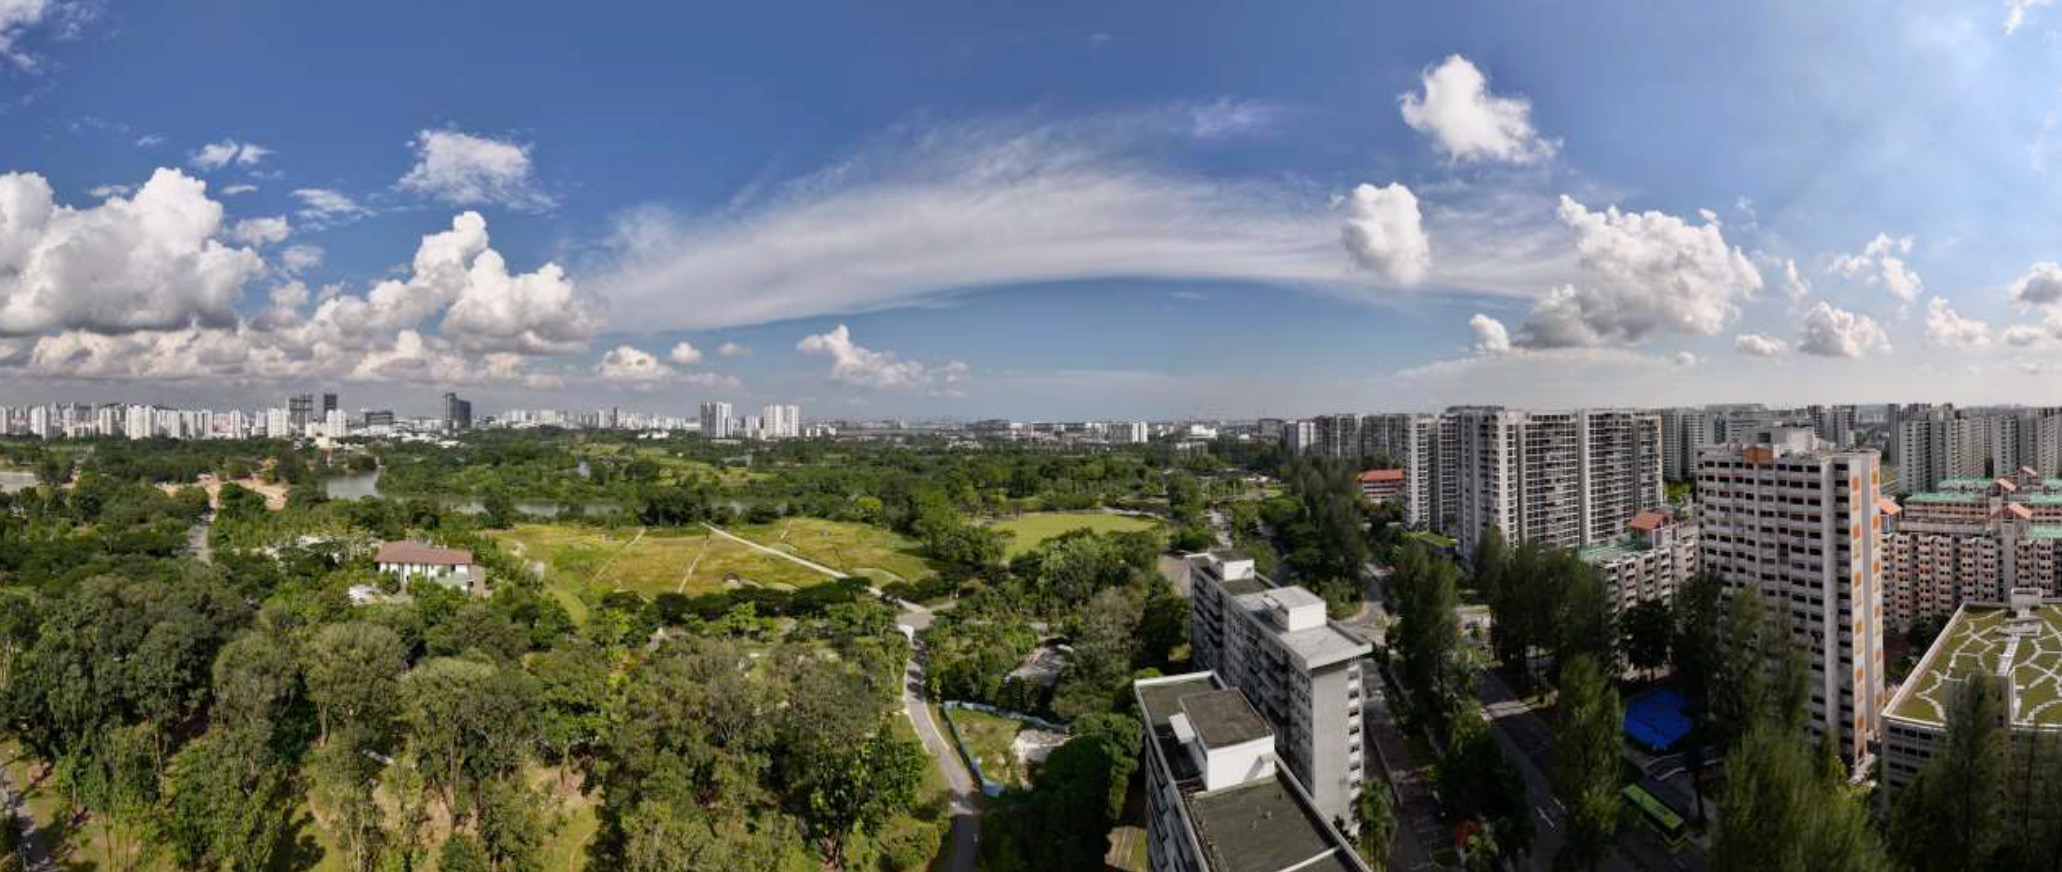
[
  {"x1": 1880, "y1": 590, "x2": 2062, "y2": 800},
  {"x1": 1578, "y1": 509, "x2": 1700, "y2": 615},
  {"x1": 1357, "y1": 468, "x2": 1405, "y2": 504},
  {"x1": 375, "y1": 541, "x2": 483, "y2": 595},
  {"x1": 1136, "y1": 673, "x2": 1370, "y2": 872}
]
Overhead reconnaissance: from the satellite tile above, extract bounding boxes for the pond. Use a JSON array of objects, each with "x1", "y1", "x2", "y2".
[
  {"x1": 0, "y1": 470, "x2": 36, "y2": 494},
  {"x1": 322, "y1": 469, "x2": 623, "y2": 518}
]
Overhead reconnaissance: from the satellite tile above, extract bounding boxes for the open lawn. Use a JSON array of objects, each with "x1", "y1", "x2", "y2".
[
  {"x1": 733, "y1": 517, "x2": 939, "y2": 584},
  {"x1": 989, "y1": 511, "x2": 1164, "y2": 558},
  {"x1": 579, "y1": 443, "x2": 770, "y2": 487},
  {"x1": 489, "y1": 523, "x2": 832, "y2": 618},
  {"x1": 948, "y1": 708, "x2": 1032, "y2": 789}
]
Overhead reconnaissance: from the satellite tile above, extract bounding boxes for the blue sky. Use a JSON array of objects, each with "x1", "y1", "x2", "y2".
[{"x1": 6, "y1": 0, "x2": 2062, "y2": 418}]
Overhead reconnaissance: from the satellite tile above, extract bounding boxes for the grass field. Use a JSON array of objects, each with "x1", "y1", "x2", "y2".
[
  {"x1": 733, "y1": 517, "x2": 939, "y2": 584},
  {"x1": 579, "y1": 443, "x2": 770, "y2": 487},
  {"x1": 948, "y1": 709, "x2": 1033, "y2": 789},
  {"x1": 989, "y1": 511, "x2": 1164, "y2": 558},
  {"x1": 489, "y1": 523, "x2": 833, "y2": 616}
]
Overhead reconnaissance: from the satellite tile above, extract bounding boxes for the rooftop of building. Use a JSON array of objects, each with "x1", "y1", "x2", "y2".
[
  {"x1": 1357, "y1": 468, "x2": 1405, "y2": 483},
  {"x1": 1133, "y1": 674, "x2": 1367, "y2": 872},
  {"x1": 1904, "y1": 492, "x2": 1985, "y2": 504},
  {"x1": 1888, "y1": 600, "x2": 2062, "y2": 728},
  {"x1": 1577, "y1": 539, "x2": 1644, "y2": 564},
  {"x1": 374, "y1": 540, "x2": 475, "y2": 566},
  {"x1": 1188, "y1": 776, "x2": 1364, "y2": 872},
  {"x1": 1229, "y1": 590, "x2": 1372, "y2": 669},
  {"x1": 1180, "y1": 689, "x2": 1274, "y2": 749}
]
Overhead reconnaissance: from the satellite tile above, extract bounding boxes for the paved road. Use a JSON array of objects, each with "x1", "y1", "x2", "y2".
[
  {"x1": 1473, "y1": 669, "x2": 1705, "y2": 872},
  {"x1": 1363, "y1": 671, "x2": 1446, "y2": 871},
  {"x1": 1, "y1": 762, "x2": 54, "y2": 872},
  {"x1": 899, "y1": 629, "x2": 980, "y2": 872}
]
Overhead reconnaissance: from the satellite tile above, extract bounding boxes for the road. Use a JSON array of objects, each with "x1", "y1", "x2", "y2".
[
  {"x1": 1363, "y1": 670, "x2": 1446, "y2": 871},
  {"x1": 899, "y1": 618, "x2": 981, "y2": 872},
  {"x1": 1, "y1": 761, "x2": 54, "y2": 872},
  {"x1": 1473, "y1": 669, "x2": 1705, "y2": 872}
]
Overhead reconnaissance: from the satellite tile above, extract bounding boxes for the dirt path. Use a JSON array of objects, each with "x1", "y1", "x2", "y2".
[{"x1": 701, "y1": 524, "x2": 842, "y2": 577}]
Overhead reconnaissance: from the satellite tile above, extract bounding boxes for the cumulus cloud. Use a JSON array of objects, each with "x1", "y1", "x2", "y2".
[
  {"x1": 292, "y1": 188, "x2": 370, "y2": 227},
  {"x1": 796, "y1": 324, "x2": 966, "y2": 392},
  {"x1": 1829, "y1": 233, "x2": 1922, "y2": 304},
  {"x1": 595, "y1": 345, "x2": 669, "y2": 382},
  {"x1": 1923, "y1": 297, "x2": 1989, "y2": 349},
  {"x1": 1797, "y1": 301, "x2": 1890, "y2": 358},
  {"x1": 398, "y1": 129, "x2": 553, "y2": 211},
  {"x1": 1468, "y1": 313, "x2": 1512, "y2": 356},
  {"x1": 2005, "y1": 323, "x2": 2048, "y2": 346},
  {"x1": 1399, "y1": 55, "x2": 1558, "y2": 165},
  {"x1": 189, "y1": 140, "x2": 273, "y2": 172},
  {"x1": 1340, "y1": 182, "x2": 1431, "y2": 285},
  {"x1": 2008, "y1": 0, "x2": 2051, "y2": 33},
  {"x1": 0, "y1": 168, "x2": 264, "y2": 336},
  {"x1": 0, "y1": 0, "x2": 89, "y2": 71},
  {"x1": 1734, "y1": 333, "x2": 1789, "y2": 357},
  {"x1": 86, "y1": 183, "x2": 130, "y2": 198},
  {"x1": 1510, "y1": 196, "x2": 1761, "y2": 348},
  {"x1": 718, "y1": 341, "x2": 750, "y2": 358},
  {"x1": 228, "y1": 216, "x2": 292, "y2": 247},
  {"x1": 354, "y1": 211, "x2": 599, "y2": 355},
  {"x1": 278, "y1": 243, "x2": 324, "y2": 274},
  {"x1": 666, "y1": 341, "x2": 703, "y2": 365},
  {"x1": 2011, "y1": 261, "x2": 2062, "y2": 307},
  {"x1": 1781, "y1": 258, "x2": 1810, "y2": 300}
]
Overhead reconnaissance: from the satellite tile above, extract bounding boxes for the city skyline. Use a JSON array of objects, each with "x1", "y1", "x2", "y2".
[{"x1": 13, "y1": 3, "x2": 2062, "y2": 418}]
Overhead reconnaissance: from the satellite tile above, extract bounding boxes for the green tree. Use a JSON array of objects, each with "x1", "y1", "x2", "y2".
[
  {"x1": 1393, "y1": 543, "x2": 1460, "y2": 726},
  {"x1": 480, "y1": 491, "x2": 519, "y2": 529},
  {"x1": 1618, "y1": 598, "x2": 1672, "y2": 679},
  {"x1": 1890, "y1": 674, "x2": 2006, "y2": 872},
  {"x1": 1717, "y1": 721, "x2": 1891, "y2": 872},
  {"x1": 162, "y1": 726, "x2": 299, "y2": 871},
  {"x1": 400, "y1": 657, "x2": 539, "y2": 819},
  {"x1": 1552, "y1": 655, "x2": 1621, "y2": 872},
  {"x1": 303, "y1": 621, "x2": 407, "y2": 746},
  {"x1": 1356, "y1": 780, "x2": 1398, "y2": 871},
  {"x1": 437, "y1": 833, "x2": 492, "y2": 872},
  {"x1": 530, "y1": 641, "x2": 610, "y2": 789},
  {"x1": 802, "y1": 730, "x2": 926, "y2": 863}
]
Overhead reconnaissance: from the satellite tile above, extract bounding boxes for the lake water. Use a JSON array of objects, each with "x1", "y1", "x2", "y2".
[
  {"x1": 323, "y1": 469, "x2": 622, "y2": 517},
  {"x1": 0, "y1": 470, "x2": 36, "y2": 493}
]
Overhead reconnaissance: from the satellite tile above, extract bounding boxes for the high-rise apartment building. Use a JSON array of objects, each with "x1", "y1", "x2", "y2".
[
  {"x1": 1807, "y1": 404, "x2": 1857, "y2": 450},
  {"x1": 1187, "y1": 551, "x2": 1371, "y2": 830},
  {"x1": 1578, "y1": 509, "x2": 1701, "y2": 616},
  {"x1": 322, "y1": 392, "x2": 338, "y2": 416},
  {"x1": 1281, "y1": 419, "x2": 1316, "y2": 456},
  {"x1": 288, "y1": 394, "x2": 314, "y2": 429},
  {"x1": 1413, "y1": 407, "x2": 1664, "y2": 555},
  {"x1": 1135, "y1": 673, "x2": 1370, "y2": 872},
  {"x1": 699, "y1": 401, "x2": 734, "y2": 439},
  {"x1": 1881, "y1": 468, "x2": 2062, "y2": 630},
  {"x1": 1358, "y1": 413, "x2": 1420, "y2": 469},
  {"x1": 1696, "y1": 425, "x2": 1886, "y2": 762},
  {"x1": 1659, "y1": 407, "x2": 1717, "y2": 482},
  {"x1": 441, "y1": 392, "x2": 473, "y2": 431},
  {"x1": 758, "y1": 403, "x2": 801, "y2": 439},
  {"x1": 1310, "y1": 414, "x2": 1360, "y2": 461}
]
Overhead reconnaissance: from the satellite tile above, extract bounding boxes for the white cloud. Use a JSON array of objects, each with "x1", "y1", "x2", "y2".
[
  {"x1": 382, "y1": 212, "x2": 599, "y2": 354},
  {"x1": 590, "y1": 117, "x2": 1470, "y2": 333},
  {"x1": 85, "y1": 183, "x2": 130, "y2": 198},
  {"x1": 666, "y1": 341, "x2": 703, "y2": 365},
  {"x1": 398, "y1": 129, "x2": 552, "y2": 211},
  {"x1": 1672, "y1": 351, "x2": 1700, "y2": 368},
  {"x1": 134, "y1": 134, "x2": 163, "y2": 148},
  {"x1": 189, "y1": 140, "x2": 273, "y2": 172},
  {"x1": 228, "y1": 216, "x2": 291, "y2": 247},
  {"x1": 1512, "y1": 196, "x2": 1761, "y2": 348},
  {"x1": 1340, "y1": 182, "x2": 1431, "y2": 285},
  {"x1": 1797, "y1": 301, "x2": 1890, "y2": 358},
  {"x1": 1829, "y1": 233, "x2": 1922, "y2": 304},
  {"x1": 2010, "y1": 261, "x2": 2062, "y2": 307},
  {"x1": 1188, "y1": 98, "x2": 1282, "y2": 139},
  {"x1": 595, "y1": 345, "x2": 669, "y2": 382},
  {"x1": 0, "y1": 168, "x2": 264, "y2": 336},
  {"x1": 1398, "y1": 55, "x2": 1558, "y2": 165},
  {"x1": 1923, "y1": 297, "x2": 1989, "y2": 349},
  {"x1": 2008, "y1": 0, "x2": 2051, "y2": 33},
  {"x1": 796, "y1": 324, "x2": 965, "y2": 392},
  {"x1": 2005, "y1": 323, "x2": 2048, "y2": 346},
  {"x1": 0, "y1": 0, "x2": 84, "y2": 71},
  {"x1": 292, "y1": 188, "x2": 371, "y2": 227},
  {"x1": 1468, "y1": 313, "x2": 1512, "y2": 356},
  {"x1": 1734, "y1": 333, "x2": 1790, "y2": 357},
  {"x1": 1781, "y1": 258, "x2": 1810, "y2": 300},
  {"x1": 717, "y1": 341, "x2": 750, "y2": 358},
  {"x1": 219, "y1": 183, "x2": 257, "y2": 196},
  {"x1": 278, "y1": 243, "x2": 323, "y2": 274}
]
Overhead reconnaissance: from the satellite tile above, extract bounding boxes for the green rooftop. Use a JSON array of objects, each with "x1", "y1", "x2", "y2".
[
  {"x1": 1938, "y1": 477, "x2": 1996, "y2": 489},
  {"x1": 2034, "y1": 526, "x2": 2062, "y2": 540},
  {"x1": 1578, "y1": 538, "x2": 1643, "y2": 564},
  {"x1": 1890, "y1": 603, "x2": 2062, "y2": 727},
  {"x1": 2028, "y1": 494, "x2": 2062, "y2": 505}
]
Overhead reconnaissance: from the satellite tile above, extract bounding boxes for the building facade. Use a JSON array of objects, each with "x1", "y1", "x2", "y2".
[
  {"x1": 699, "y1": 401, "x2": 734, "y2": 439},
  {"x1": 1882, "y1": 468, "x2": 2062, "y2": 631},
  {"x1": 1579, "y1": 509, "x2": 1701, "y2": 616},
  {"x1": 1410, "y1": 407, "x2": 1665, "y2": 556},
  {"x1": 1696, "y1": 426, "x2": 1886, "y2": 762},
  {"x1": 1186, "y1": 551, "x2": 1371, "y2": 830}
]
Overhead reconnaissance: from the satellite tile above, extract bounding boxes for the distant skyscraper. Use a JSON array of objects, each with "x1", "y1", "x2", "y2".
[
  {"x1": 699, "y1": 401, "x2": 734, "y2": 439},
  {"x1": 441, "y1": 392, "x2": 472, "y2": 431},
  {"x1": 288, "y1": 394, "x2": 314, "y2": 429},
  {"x1": 322, "y1": 392, "x2": 339, "y2": 416}
]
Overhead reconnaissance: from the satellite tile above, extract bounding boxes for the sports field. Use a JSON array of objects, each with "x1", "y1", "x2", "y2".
[
  {"x1": 989, "y1": 511, "x2": 1164, "y2": 558},
  {"x1": 489, "y1": 523, "x2": 831, "y2": 613}
]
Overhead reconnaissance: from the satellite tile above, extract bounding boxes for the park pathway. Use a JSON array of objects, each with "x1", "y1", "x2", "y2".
[{"x1": 897, "y1": 618, "x2": 981, "y2": 872}]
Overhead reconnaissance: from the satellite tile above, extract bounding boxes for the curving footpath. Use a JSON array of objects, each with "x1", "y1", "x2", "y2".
[{"x1": 900, "y1": 625, "x2": 981, "y2": 872}]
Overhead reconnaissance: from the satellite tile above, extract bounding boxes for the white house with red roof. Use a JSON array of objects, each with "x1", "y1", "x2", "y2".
[{"x1": 375, "y1": 541, "x2": 484, "y2": 595}]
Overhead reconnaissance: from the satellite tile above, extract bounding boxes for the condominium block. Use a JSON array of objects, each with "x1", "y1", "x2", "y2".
[
  {"x1": 1578, "y1": 509, "x2": 1700, "y2": 616},
  {"x1": 1696, "y1": 426, "x2": 1886, "y2": 761},
  {"x1": 1136, "y1": 673, "x2": 1370, "y2": 872},
  {"x1": 1187, "y1": 551, "x2": 1372, "y2": 830},
  {"x1": 1660, "y1": 407, "x2": 1717, "y2": 482},
  {"x1": 1882, "y1": 468, "x2": 2062, "y2": 631},
  {"x1": 1880, "y1": 591, "x2": 2062, "y2": 800},
  {"x1": 1414, "y1": 407, "x2": 1664, "y2": 556}
]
